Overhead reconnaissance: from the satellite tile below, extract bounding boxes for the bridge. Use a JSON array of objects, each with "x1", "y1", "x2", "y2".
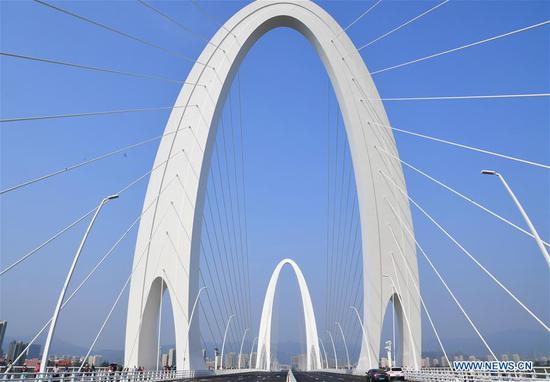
[{"x1": 0, "y1": 0, "x2": 548, "y2": 381}]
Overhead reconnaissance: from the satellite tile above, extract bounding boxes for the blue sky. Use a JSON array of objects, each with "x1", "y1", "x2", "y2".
[{"x1": 1, "y1": 0, "x2": 549, "y2": 363}]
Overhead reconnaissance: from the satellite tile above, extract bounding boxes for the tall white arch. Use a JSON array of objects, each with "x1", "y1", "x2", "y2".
[
  {"x1": 124, "y1": 0, "x2": 420, "y2": 371},
  {"x1": 256, "y1": 259, "x2": 321, "y2": 371}
]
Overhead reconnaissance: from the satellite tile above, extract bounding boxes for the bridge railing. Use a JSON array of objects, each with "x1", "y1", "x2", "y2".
[
  {"x1": 0, "y1": 369, "x2": 111, "y2": 374},
  {"x1": 0, "y1": 370, "x2": 210, "y2": 382},
  {"x1": 403, "y1": 367, "x2": 550, "y2": 381},
  {"x1": 315, "y1": 369, "x2": 354, "y2": 375},
  {"x1": 315, "y1": 366, "x2": 550, "y2": 381},
  {"x1": 0, "y1": 368, "x2": 273, "y2": 382}
]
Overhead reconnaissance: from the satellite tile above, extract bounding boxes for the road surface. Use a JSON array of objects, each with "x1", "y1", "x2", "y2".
[
  {"x1": 293, "y1": 371, "x2": 368, "y2": 382},
  {"x1": 192, "y1": 372, "x2": 288, "y2": 382}
]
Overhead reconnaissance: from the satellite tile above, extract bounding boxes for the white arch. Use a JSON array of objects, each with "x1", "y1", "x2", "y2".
[
  {"x1": 124, "y1": 0, "x2": 420, "y2": 371},
  {"x1": 256, "y1": 259, "x2": 321, "y2": 371}
]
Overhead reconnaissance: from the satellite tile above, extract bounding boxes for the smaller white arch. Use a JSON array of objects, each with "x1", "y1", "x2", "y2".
[{"x1": 256, "y1": 259, "x2": 321, "y2": 371}]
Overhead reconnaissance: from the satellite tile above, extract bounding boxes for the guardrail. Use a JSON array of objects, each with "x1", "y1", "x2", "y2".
[
  {"x1": 315, "y1": 369, "x2": 354, "y2": 374},
  {"x1": 315, "y1": 366, "x2": 550, "y2": 381},
  {"x1": 3, "y1": 367, "x2": 549, "y2": 382},
  {"x1": 213, "y1": 369, "x2": 249, "y2": 375},
  {"x1": 0, "y1": 370, "x2": 212, "y2": 382},
  {"x1": 0, "y1": 369, "x2": 111, "y2": 374},
  {"x1": 0, "y1": 369, "x2": 276, "y2": 382},
  {"x1": 403, "y1": 367, "x2": 550, "y2": 381},
  {"x1": 286, "y1": 369, "x2": 296, "y2": 382}
]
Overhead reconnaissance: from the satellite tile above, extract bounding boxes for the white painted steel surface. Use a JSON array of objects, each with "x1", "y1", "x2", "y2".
[{"x1": 124, "y1": 0, "x2": 419, "y2": 371}]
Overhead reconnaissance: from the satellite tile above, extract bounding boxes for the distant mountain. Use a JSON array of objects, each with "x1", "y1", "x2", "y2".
[
  {"x1": 9, "y1": 327, "x2": 546, "y2": 364},
  {"x1": 422, "y1": 328, "x2": 549, "y2": 358}
]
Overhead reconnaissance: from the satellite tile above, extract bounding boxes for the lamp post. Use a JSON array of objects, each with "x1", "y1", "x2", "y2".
[
  {"x1": 319, "y1": 338, "x2": 329, "y2": 369},
  {"x1": 220, "y1": 314, "x2": 235, "y2": 370},
  {"x1": 249, "y1": 337, "x2": 257, "y2": 369},
  {"x1": 335, "y1": 322, "x2": 350, "y2": 369},
  {"x1": 180, "y1": 284, "x2": 207, "y2": 366},
  {"x1": 327, "y1": 330, "x2": 338, "y2": 369},
  {"x1": 40, "y1": 194, "x2": 118, "y2": 373},
  {"x1": 238, "y1": 328, "x2": 249, "y2": 369},
  {"x1": 481, "y1": 170, "x2": 550, "y2": 267},
  {"x1": 350, "y1": 306, "x2": 373, "y2": 369}
]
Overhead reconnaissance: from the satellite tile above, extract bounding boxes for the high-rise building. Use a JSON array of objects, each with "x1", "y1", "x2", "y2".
[
  {"x1": 502, "y1": 354, "x2": 509, "y2": 362},
  {"x1": 168, "y1": 348, "x2": 176, "y2": 368},
  {"x1": 225, "y1": 352, "x2": 237, "y2": 369},
  {"x1": 88, "y1": 355, "x2": 103, "y2": 366},
  {"x1": 250, "y1": 352, "x2": 257, "y2": 368},
  {"x1": 512, "y1": 354, "x2": 520, "y2": 362},
  {"x1": 440, "y1": 356, "x2": 449, "y2": 367},
  {"x1": 421, "y1": 357, "x2": 430, "y2": 368},
  {"x1": 214, "y1": 348, "x2": 220, "y2": 370},
  {"x1": 0, "y1": 321, "x2": 7, "y2": 357},
  {"x1": 27, "y1": 344, "x2": 41, "y2": 359},
  {"x1": 7, "y1": 341, "x2": 28, "y2": 366},
  {"x1": 238, "y1": 353, "x2": 249, "y2": 369},
  {"x1": 161, "y1": 353, "x2": 169, "y2": 367}
]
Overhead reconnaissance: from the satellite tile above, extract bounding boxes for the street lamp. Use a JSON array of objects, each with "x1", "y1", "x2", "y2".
[
  {"x1": 349, "y1": 306, "x2": 373, "y2": 369},
  {"x1": 327, "y1": 330, "x2": 338, "y2": 369},
  {"x1": 220, "y1": 314, "x2": 235, "y2": 370},
  {"x1": 40, "y1": 194, "x2": 119, "y2": 373},
  {"x1": 238, "y1": 328, "x2": 249, "y2": 369},
  {"x1": 180, "y1": 284, "x2": 207, "y2": 367},
  {"x1": 249, "y1": 337, "x2": 257, "y2": 369},
  {"x1": 335, "y1": 322, "x2": 350, "y2": 369},
  {"x1": 481, "y1": 170, "x2": 550, "y2": 267},
  {"x1": 319, "y1": 338, "x2": 329, "y2": 369}
]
